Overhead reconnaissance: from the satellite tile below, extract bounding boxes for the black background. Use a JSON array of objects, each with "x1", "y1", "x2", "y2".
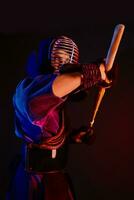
[{"x1": 0, "y1": 1, "x2": 134, "y2": 199}]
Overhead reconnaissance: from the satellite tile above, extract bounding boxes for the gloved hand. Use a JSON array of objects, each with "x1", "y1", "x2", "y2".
[
  {"x1": 97, "y1": 58, "x2": 118, "y2": 88},
  {"x1": 106, "y1": 61, "x2": 118, "y2": 85},
  {"x1": 71, "y1": 126, "x2": 94, "y2": 144}
]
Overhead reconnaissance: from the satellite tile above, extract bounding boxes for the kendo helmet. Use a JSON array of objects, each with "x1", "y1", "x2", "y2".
[
  {"x1": 50, "y1": 36, "x2": 79, "y2": 70},
  {"x1": 26, "y1": 36, "x2": 79, "y2": 77}
]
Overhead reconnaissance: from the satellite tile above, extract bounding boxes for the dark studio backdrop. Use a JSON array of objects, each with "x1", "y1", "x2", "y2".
[{"x1": 0, "y1": 1, "x2": 134, "y2": 200}]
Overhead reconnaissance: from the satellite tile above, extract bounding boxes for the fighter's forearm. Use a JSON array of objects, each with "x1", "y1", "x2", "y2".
[
  {"x1": 52, "y1": 63, "x2": 107, "y2": 98},
  {"x1": 52, "y1": 72, "x2": 82, "y2": 97}
]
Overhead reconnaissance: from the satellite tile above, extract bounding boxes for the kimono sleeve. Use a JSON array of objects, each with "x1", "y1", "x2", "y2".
[{"x1": 13, "y1": 74, "x2": 65, "y2": 142}]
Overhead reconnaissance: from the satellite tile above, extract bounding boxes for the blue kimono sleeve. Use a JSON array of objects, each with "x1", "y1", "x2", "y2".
[{"x1": 13, "y1": 74, "x2": 64, "y2": 143}]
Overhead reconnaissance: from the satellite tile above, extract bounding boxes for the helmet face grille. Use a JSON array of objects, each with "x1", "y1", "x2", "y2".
[{"x1": 50, "y1": 36, "x2": 79, "y2": 67}]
